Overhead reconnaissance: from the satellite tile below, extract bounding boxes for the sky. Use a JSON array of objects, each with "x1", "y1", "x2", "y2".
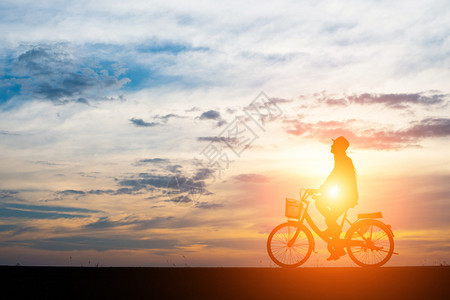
[{"x1": 0, "y1": 0, "x2": 449, "y2": 267}]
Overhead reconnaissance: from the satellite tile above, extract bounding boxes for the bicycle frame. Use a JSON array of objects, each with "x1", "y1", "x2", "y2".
[{"x1": 287, "y1": 190, "x2": 355, "y2": 248}]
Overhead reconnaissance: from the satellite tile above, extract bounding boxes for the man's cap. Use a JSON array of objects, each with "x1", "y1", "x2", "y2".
[{"x1": 331, "y1": 136, "x2": 349, "y2": 150}]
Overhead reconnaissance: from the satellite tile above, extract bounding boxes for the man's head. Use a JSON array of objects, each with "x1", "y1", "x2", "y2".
[{"x1": 331, "y1": 136, "x2": 349, "y2": 154}]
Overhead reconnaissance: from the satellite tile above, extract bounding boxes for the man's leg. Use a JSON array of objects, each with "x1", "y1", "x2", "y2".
[
  {"x1": 325, "y1": 217, "x2": 340, "y2": 238},
  {"x1": 325, "y1": 205, "x2": 347, "y2": 234},
  {"x1": 316, "y1": 198, "x2": 347, "y2": 260},
  {"x1": 314, "y1": 197, "x2": 330, "y2": 218},
  {"x1": 315, "y1": 198, "x2": 338, "y2": 238},
  {"x1": 325, "y1": 205, "x2": 348, "y2": 260}
]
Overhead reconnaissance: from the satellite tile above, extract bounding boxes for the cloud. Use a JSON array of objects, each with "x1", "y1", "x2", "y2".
[
  {"x1": 84, "y1": 216, "x2": 131, "y2": 229},
  {"x1": 0, "y1": 190, "x2": 20, "y2": 202},
  {"x1": 1, "y1": 44, "x2": 130, "y2": 104},
  {"x1": 50, "y1": 162, "x2": 211, "y2": 200},
  {"x1": 0, "y1": 202, "x2": 98, "y2": 219},
  {"x1": 197, "y1": 136, "x2": 239, "y2": 145},
  {"x1": 0, "y1": 224, "x2": 19, "y2": 232},
  {"x1": 186, "y1": 107, "x2": 201, "y2": 112},
  {"x1": 153, "y1": 113, "x2": 185, "y2": 123},
  {"x1": 3, "y1": 203, "x2": 99, "y2": 213},
  {"x1": 194, "y1": 201, "x2": 223, "y2": 209},
  {"x1": 78, "y1": 172, "x2": 100, "y2": 178},
  {"x1": 56, "y1": 189, "x2": 86, "y2": 196},
  {"x1": 86, "y1": 216, "x2": 174, "y2": 230},
  {"x1": 86, "y1": 189, "x2": 115, "y2": 195},
  {"x1": 318, "y1": 92, "x2": 448, "y2": 109},
  {"x1": 116, "y1": 170, "x2": 210, "y2": 202},
  {"x1": 129, "y1": 118, "x2": 159, "y2": 127},
  {"x1": 233, "y1": 174, "x2": 270, "y2": 183},
  {"x1": 136, "y1": 40, "x2": 208, "y2": 54},
  {"x1": 0, "y1": 130, "x2": 16, "y2": 135},
  {"x1": 166, "y1": 164, "x2": 182, "y2": 173},
  {"x1": 164, "y1": 195, "x2": 193, "y2": 204},
  {"x1": 134, "y1": 158, "x2": 170, "y2": 166},
  {"x1": 86, "y1": 188, "x2": 153, "y2": 196},
  {"x1": 118, "y1": 173, "x2": 179, "y2": 190},
  {"x1": 7, "y1": 226, "x2": 38, "y2": 236},
  {"x1": 225, "y1": 107, "x2": 238, "y2": 114},
  {"x1": 193, "y1": 168, "x2": 215, "y2": 181},
  {"x1": 405, "y1": 118, "x2": 450, "y2": 138},
  {"x1": 56, "y1": 186, "x2": 151, "y2": 198},
  {"x1": 200, "y1": 110, "x2": 221, "y2": 120},
  {"x1": 284, "y1": 117, "x2": 450, "y2": 150},
  {"x1": 7, "y1": 236, "x2": 178, "y2": 251},
  {"x1": 216, "y1": 119, "x2": 227, "y2": 127},
  {"x1": 116, "y1": 187, "x2": 148, "y2": 195},
  {"x1": 204, "y1": 237, "x2": 265, "y2": 251},
  {"x1": 2, "y1": 1, "x2": 450, "y2": 98},
  {"x1": 85, "y1": 215, "x2": 204, "y2": 231},
  {"x1": 198, "y1": 110, "x2": 226, "y2": 127},
  {"x1": 31, "y1": 160, "x2": 63, "y2": 166},
  {"x1": 269, "y1": 97, "x2": 294, "y2": 104}
]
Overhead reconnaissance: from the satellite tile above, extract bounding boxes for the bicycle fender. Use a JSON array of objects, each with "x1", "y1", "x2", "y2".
[
  {"x1": 346, "y1": 219, "x2": 394, "y2": 240},
  {"x1": 385, "y1": 224, "x2": 394, "y2": 237}
]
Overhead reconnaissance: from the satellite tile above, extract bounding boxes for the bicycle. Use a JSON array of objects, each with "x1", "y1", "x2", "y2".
[{"x1": 267, "y1": 188, "x2": 397, "y2": 268}]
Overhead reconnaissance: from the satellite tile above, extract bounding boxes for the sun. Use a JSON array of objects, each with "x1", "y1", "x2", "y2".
[{"x1": 328, "y1": 185, "x2": 339, "y2": 197}]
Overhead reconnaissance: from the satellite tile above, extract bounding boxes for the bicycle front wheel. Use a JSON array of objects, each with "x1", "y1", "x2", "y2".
[
  {"x1": 267, "y1": 222, "x2": 313, "y2": 268},
  {"x1": 345, "y1": 219, "x2": 394, "y2": 267}
]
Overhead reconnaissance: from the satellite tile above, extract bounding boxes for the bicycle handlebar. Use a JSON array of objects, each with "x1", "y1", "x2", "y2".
[
  {"x1": 306, "y1": 188, "x2": 320, "y2": 195},
  {"x1": 300, "y1": 188, "x2": 321, "y2": 202}
]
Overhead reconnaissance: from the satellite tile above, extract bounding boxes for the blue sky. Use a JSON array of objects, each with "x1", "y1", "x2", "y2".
[{"x1": 0, "y1": 0, "x2": 449, "y2": 267}]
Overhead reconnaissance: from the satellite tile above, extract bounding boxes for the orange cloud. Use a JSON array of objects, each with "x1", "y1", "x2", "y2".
[{"x1": 283, "y1": 117, "x2": 450, "y2": 150}]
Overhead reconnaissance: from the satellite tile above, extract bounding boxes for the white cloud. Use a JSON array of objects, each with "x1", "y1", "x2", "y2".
[{"x1": 1, "y1": 0, "x2": 449, "y2": 94}]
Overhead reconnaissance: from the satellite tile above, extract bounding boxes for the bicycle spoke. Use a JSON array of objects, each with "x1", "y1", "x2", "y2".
[
  {"x1": 273, "y1": 236, "x2": 286, "y2": 244},
  {"x1": 373, "y1": 232, "x2": 387, "y2": 243},
  {"x1": 347, "y1": 222, "x2": 393, "y2": 267},
  {"x1": 292, "y1": 246, "x2": 306, "y2": 256},
  {"x1": 352, "y1": 248, "x2": 364, "y2": 253},
  {"x1": 272, "y1": 246, "x2": 286, "y2": 254},
  {"x1": 376, "y1": 250, "x2": 386, "y2": 261},
  {"x1": 355, "y1": 230, "x2": 368, "y2": 241},
  {"x1": 268, "y1": 224, "x2": 312, "y2": 266},
  {"x1": 377, "y1": 249, "x2": 390, "y2": 253}
]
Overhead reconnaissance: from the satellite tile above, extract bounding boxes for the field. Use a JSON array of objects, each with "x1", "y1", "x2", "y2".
[{"x1": 2, "y1": 266, "x2": 449, "y2": 299}]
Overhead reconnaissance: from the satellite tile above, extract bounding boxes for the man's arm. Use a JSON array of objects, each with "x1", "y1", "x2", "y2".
[{"x1": 307, "y1": 188, "x2": 321, "y2": 194}]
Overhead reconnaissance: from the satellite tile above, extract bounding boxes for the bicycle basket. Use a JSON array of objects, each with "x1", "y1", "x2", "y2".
[{"x1": 285, "y1": 198, "x2": 302, "y2": 219}]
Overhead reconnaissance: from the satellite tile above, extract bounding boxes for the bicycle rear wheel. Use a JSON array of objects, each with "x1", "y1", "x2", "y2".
[
  {"x1": 345, "y1": 219, "x2": 394, "y2": 267},
  {"x1": 267, "y1": 222, "x2": 313, "y2": 268}
]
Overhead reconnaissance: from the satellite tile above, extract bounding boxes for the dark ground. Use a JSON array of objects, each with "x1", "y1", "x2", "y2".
[{"x1": 2, "y1": 266, "x2": 449, "y2": 299}]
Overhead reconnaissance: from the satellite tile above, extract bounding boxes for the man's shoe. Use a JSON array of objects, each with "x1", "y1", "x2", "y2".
[
  {"x1": 326, "y1": 253, "x2": 337, "y2": 261},
  {"x1": 326, "y1": 248, "x2": 346, "y2": 261},
  {"x1": 326, "y1": 253, "x2": 342, "y2": 261}
]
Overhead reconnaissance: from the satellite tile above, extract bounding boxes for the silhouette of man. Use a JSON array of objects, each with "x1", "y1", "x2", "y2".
[{"x1": 314, "y1": 136, "x2": 358, "y2": 260}]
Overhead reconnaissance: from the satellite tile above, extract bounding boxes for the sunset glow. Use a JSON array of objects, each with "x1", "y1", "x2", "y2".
[{"x1": 0, "y1": 0, "x2": 449, "y2": 268}]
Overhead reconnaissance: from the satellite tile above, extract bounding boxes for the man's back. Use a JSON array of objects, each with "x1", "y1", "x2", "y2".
[{"x1": 321, "y1": 153, "x2": 358, "y2": 207}]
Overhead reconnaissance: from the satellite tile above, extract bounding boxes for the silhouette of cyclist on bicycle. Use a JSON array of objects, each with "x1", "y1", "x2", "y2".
[
  {"x1": 267, "y1": 138, "x2": 395, "y2": 267},
  {"x1": 310, "y1": 136, "x2": 358, "y2": 261}
]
